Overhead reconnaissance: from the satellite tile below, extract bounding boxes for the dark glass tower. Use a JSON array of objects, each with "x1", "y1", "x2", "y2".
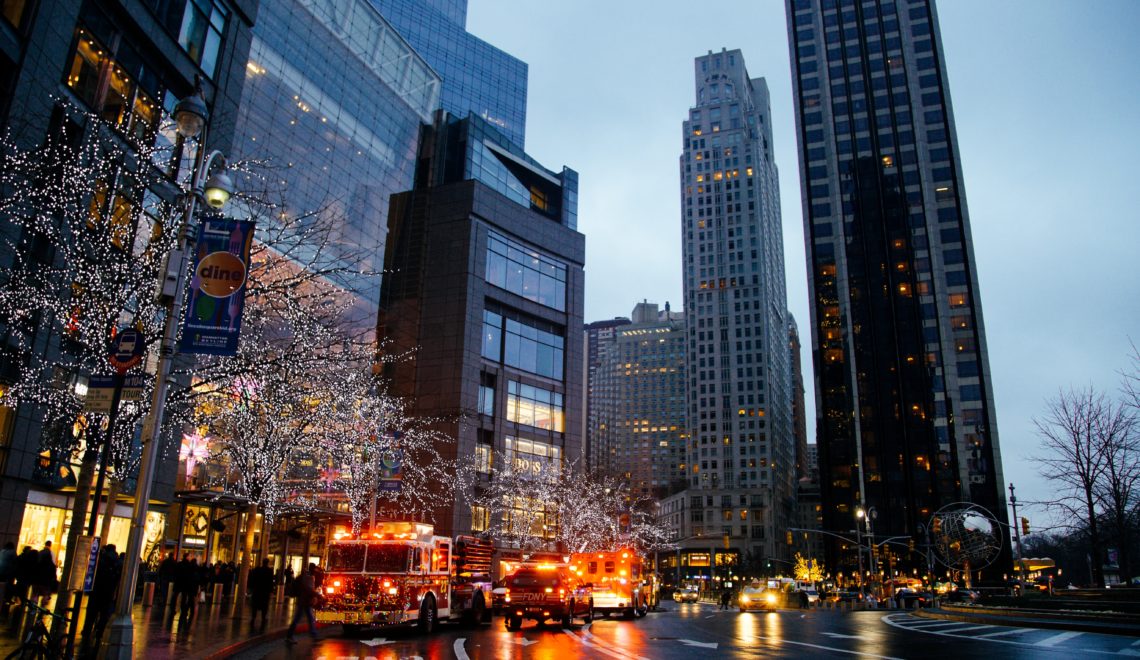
[{"x1": 786, "y1": 0, "x2": 1009, "y2": 579}]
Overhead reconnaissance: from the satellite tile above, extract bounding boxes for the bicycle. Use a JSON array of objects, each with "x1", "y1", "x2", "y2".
[{"x1": 4, "y1": 601, "x2": 68, "y2": 660}]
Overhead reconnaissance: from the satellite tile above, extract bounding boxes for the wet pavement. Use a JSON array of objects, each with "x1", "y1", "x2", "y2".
[
  {"x1": 1, "y1": 590, "x2": 297, "y2": 659},
  {"x1": 227, "y1": 600, "x2": 1140, "y2": 659}
]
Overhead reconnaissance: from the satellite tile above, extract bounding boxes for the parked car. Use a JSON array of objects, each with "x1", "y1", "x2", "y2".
[
  {"x1": 674, "y1": 588, "x2": 700, "y2": 603},
  {"x1": 944, "y1": 588, "x2": 980, "y2": 604},
  {"x1": 897, "y1": 588, "x2": 935, "y2": 609},
  {"x1": 796, "y1": 589, "x2": 820, "y2": 607},
  {"x1": 836, "y1": 590, "x2": 862, "y2": 603},
  {"x1": 739, "y1": 584, "x2": 779, "y2": 612}
]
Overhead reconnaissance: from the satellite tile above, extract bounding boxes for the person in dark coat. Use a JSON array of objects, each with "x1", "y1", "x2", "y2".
[
  {"x1": 13, "y1": 546, "x2": 37, "y2": 607},
  {"x1": 248, "y1": 559, "x2": 274, "y2": 631},
  {"x1": 174, "y1": 556, "x2": 200, "y2": 622},
  {"x1": 285, "y1": 564, "x2": 319, "y2": 644},
  {"x1": 32, "y1": 541, "x2": 57, "y2": 604},
  {"x1": 82, "y1": 544, "x2": 121, "y2": 647},
  {"x1": 0, "y1": 542, "x2": 15, "y2": 621},
  {"x1": 157, "y1": 553, "x2": 177, "y2": 607}
]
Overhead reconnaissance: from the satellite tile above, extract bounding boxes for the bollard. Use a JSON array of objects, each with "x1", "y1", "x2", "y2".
[
  {"x1": 211, "y1": 583, "x2": 224, "y2": 605},
  {"x1": 143, "y1": 582, "x2": 155, "y2": 608}
]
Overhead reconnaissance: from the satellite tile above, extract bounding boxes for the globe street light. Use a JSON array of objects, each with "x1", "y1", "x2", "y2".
[{"x1": 105, "y1": 83, "x2": 236, "y2": 659}]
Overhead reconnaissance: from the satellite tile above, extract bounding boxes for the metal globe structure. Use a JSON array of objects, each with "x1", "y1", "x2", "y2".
[{"x1": 928, "y1": 502, "x2": 1003, "y2": 572}]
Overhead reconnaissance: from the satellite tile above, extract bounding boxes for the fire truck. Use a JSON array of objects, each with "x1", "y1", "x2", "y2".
[
  {"x1": 315, "y1": 522, "x2": 493, "y2": 634},
  {"x1": 502, "y1": 563, "x2": 593, "y2": 630},
  {"x1": 570, "y1": 549, "x2": 652, "y2": 619}
]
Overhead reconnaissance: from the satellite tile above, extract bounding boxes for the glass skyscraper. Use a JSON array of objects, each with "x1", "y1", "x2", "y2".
[
  {"x1": 676, "y1": 49, "x2": 795, "y2": 568},
  {"x1": 370, "y1": 0, "x2": 529, "y2": 147},
  {"x1": 786, "y1": 0, "x2": 1009, "y2": 578}
]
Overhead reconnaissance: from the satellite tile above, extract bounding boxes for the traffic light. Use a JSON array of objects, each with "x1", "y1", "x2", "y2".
[
  {"x1": 786, "y1": 530, "x2": 793, "y2": 545},
  {"x1": 908, "y1": 538, "x2": 916, "y2": 553},
  {"x1": 1021, "y1": 517, "x2": 1030, "y2": 535}
]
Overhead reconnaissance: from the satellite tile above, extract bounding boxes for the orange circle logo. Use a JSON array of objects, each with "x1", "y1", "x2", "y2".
[{"x1": 196, "y1": 252, "x2": 247, "y2": 298}]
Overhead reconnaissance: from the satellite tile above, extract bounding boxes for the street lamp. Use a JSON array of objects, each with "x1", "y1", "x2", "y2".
[
  {"x1": 105, "y1": 83, "x2": 236, "y2": 659},
  {"x1": 857, "y1": 506, "x2": 877, "y2": 594}
]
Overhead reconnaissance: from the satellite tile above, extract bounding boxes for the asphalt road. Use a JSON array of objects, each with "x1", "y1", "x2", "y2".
[{"x1": 231, "y1": 601, "x2": 1140, "y2": 659}]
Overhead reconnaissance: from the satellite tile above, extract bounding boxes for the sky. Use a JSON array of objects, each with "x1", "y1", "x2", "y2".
[{"x1": 466, "y1": 0, "x2": 1140, "y2": 526}]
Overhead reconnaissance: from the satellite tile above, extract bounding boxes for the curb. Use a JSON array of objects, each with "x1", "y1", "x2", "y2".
[
  {"x1": 199, "y1": 624, "x2": 308, "y2": 660},
  {"x1": 913, "y1": 607, "x2": 1140, "y2": 636}
]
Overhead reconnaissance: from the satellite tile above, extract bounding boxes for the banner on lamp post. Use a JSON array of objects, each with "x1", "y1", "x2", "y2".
[
  {"x1": 378, "y1": 449, "x2": 404, "y2": 492},
  {"x1": 179, "y1": 218, "x2": 255, "y2": 355}
]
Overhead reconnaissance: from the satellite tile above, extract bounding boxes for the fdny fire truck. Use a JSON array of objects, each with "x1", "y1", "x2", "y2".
[
  {"x1": 315, "y1": 522, "x2": 493, "y2": 634},
  {"x1": 570, "y1": 549, "x2": 652, "y2": 618}
]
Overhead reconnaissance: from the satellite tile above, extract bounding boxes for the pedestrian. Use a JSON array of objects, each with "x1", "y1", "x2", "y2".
[
  {"x1": 0, "y1": 541, "x2": 15, "y2": 620},
  {"x1": 248, "y1": 559, "x2": 274, "y2": 631},
  {"x1": 719, "y1": 588, "x2": 731, "y2": 610},
  {"x1": 82, "y1": 544, "x2": 122, "y2": 648},
  {"x1": 285, "y1": 563, "x2": 319, "y2": 644},
  {"x1": 32, "y1": 540, "x2": 58, "y2": 605},
  {"x1": 13, "y1": 546, "x2": 37, "y2": 608},
  {"x1": 174, "y1": 555, "x2": 200, "y2": 622},
  {"x1": 158, "y1": 552, "x2": 177, "y2": 607}
]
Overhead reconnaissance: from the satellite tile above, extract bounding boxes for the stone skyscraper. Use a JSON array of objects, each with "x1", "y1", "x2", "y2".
[
  {"x1": 786, "y1": 0, "x2": 1009, "y2": 578},
  {"x1": 672, "y1": 49, "x2": 795, "y2": 572}
]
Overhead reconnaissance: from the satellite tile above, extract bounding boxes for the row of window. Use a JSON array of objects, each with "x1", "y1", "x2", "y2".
[
  {"x1": 485, "y1": 232, "x2": 567, "y2": 311},
  {"x1": 482, "y1": 309, "x2": 565, "y2": 380}
]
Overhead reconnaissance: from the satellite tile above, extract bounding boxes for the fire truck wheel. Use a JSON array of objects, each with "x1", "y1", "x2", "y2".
[
  {"x1": 583, "y1": 601, "x2": 593, "y2": 624},
  {"x1": 506, "y1": 615, "x2": 522, "y2": 631},
  {"x1": 561, "y1": 603, "x2": 573, "y2": 628},
  {"x1": 418, "y1": 595, "x2": 437, "y2": 635}
]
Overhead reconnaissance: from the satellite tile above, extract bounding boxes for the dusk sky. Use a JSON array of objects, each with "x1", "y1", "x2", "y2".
[{"x1": 467, "y1": 0, "x2": 1140, "y2": 526}]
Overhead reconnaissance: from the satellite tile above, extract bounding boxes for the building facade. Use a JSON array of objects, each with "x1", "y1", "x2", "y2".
[
  {"x1": 370, "y1": 0, "x2": 528, "y2": 147},
  {"x1": 786, "y1": 0, "x2": 1009, "y2": 579},
  {"x1": 0, "y1": 0, "x2": 256, "y2": 562},
  {"x1": 675, "y1": 49, "x2": 796, "y2": 578},
  {"x1": 378, "y1": 112, "x2": 584, "y2": 540},
  {"x1": 589, "y1": 302, "x2": 686, "y2": 498},
  {"x1": 583, "y1": 317, "x2": 630, "y2": 471}
]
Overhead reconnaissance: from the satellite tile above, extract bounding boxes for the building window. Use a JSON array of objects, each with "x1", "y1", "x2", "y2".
[
  {"x1": 506, "y1": 381, "x2": 564, "y2": 432},
  {"x1": 482, "y1": 308, "x2": 565, "y2": 380},
  {"x1": 485, "y1": 232, "x2": 567, "y2": 311},
  {"x1": 177, "y1": 0, "x2": 229, "y2": 77},
  {"x1": 471, "y1": 505, "x2": 489, "y2": 532},
  {"x1": 478, "y1": 373, "x2": 496, "y2": 417},
  {"x1": 504, "y1": 436, "x2": 561, "y2": 476},
  {"x1": 474, "y1": 444, "x2": 492, "y2": 474},
  {"x1": 66, "y1": 29, "x2": 160, "y2": 143}
]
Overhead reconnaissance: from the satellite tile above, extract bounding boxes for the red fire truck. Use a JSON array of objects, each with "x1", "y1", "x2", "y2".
[
  {"x1": 570, "y1": 549, "x2": 651, "y2": 618},
  {"x1": 502, "y1": 563, "x2": 593, "y2": 630},
  {"x1": 315, "y1": 522, "x2": 493, "y2": 634}
]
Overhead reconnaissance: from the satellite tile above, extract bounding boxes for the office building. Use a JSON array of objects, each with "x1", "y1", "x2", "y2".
[
  {"x1": 370, "y1": 0, "x2": 528, "y2": 147},
  {"x1": 0, "y1": 0, "x2": 256, "y2": 560},
  {"x1": 583, "y1": 317, "x2": 630, "y2": 470},
  {"x1": 786, "y1": 0, "x2": 1009, "y2": 578},
  {"x1": 670, "y1": 49, "x2": 796, "y2": 579},
  {"x1": 589, "y1": 302, "x2": 686, "y2": 498},
  {"x1": 378, "y1": 112, "x2": 584, "y2": 541}
]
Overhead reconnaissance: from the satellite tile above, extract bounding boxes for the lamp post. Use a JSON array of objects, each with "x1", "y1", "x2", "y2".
[{"x1": 105, "y1": 84, "x2": 234, "y2": 659}]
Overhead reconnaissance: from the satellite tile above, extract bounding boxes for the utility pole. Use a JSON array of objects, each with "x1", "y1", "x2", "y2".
[{"x1": 1009, "y1": 483, "x2": 1026, "y2": 590}]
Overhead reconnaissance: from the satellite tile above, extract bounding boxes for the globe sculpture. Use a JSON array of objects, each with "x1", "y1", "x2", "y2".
[{"x1": 928, "y1": 503, "x2": 1002, "y2": 571}]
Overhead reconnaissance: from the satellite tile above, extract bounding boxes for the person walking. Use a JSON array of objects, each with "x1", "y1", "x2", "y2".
[
  {"x1": 285, "y1": 563, "x2": 320, "y2": 644},
  {"x1": 0, "y1": 542, "x2": 15, "y2": 621},
  {"x1": 158, "y1": 552, "x2": 177, "y2": 608},
  {"x1": 32, "y1": 541, "x2": 58, "y2": 605},
  {"x1": 719, "y1": 588, "x2": 731, "y2": 610},
  {"x1": 248, "y1": 559, "x2": 274, "y2": 631},
  {"x1": 81, "y1": 544, "x2": 121, "y2": 648},
  {"x1": 174, "y1": 555, "x2": 200, "y2": 622}
]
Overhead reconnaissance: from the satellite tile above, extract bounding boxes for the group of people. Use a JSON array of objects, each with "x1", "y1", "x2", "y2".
[{"x1": 0, "y1": 540, "x2": 59, "y2": 620}]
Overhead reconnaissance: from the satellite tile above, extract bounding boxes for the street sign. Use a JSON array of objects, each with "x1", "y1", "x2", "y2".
[
  {"x1": 108, "y1": 329, "x2": 146, "y2": 374},
  {"x1": 69, "y1": 535, "x2": 99, "y2": 593},
  {"x1": 83, "y1": 536, "x2": 101, "y2": 593},
  {"x1": 121, "y1": 374, "x2": 147, "y2": 401},
  {"x1": 83, "y1": 383, "x2": 115, "y2": 412}
]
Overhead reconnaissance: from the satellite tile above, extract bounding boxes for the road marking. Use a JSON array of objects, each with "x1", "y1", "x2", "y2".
[
  {"x1": 453, "y1": 638, "x2": 470, "y2": 660},
  {"x1": 921, "y1": 624, "x2": 995, "y2": 633},
  {"x1": 976, "y1": 628, "x2": 1035, "y2": 638},
  {"x1": 881, "y1": 614, "x2": 1125, "y2": 656},
  {"x1": 563, "y1": 629, "x2": 648, "y2": 660},
  {"x1": 755, "y1": 634, "x2": 902, "y2": 660},
  {"x1": 679, "y1": 639, "x2": 719, "y2": 649},
  {"x1": 360, "y1": 637, "x2": 395, "y2": 646},
  {"x1": 822, "y1": 632, "x2": 870, "y2": 640},
  {"x1": 1036, "y1": 631, "x2": 1083, "y2": 647},
  {"x1": 510, "y1": 637, "x2": 538, "y2": 646},
  {"x1": 1132, "y1": 638, "x2": 1140, "y2": 646}
]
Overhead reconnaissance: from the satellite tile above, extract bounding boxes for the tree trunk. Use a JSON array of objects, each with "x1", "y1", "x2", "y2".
[
  {"x1": 51, "y1": 444, "x2": 99, "y2": 641},
  {"x1": 1085, "y1": 486, "x2": 1105, "y2": 588},
  {"x1": 232, "y1": 502, "x2": 259, "y2": 618},
  {"x1": 99, "y1": 477, "x2": 120, "y2": 544}
]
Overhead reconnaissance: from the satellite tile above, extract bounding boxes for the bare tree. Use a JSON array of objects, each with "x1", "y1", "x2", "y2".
[{"x1": 1033, "y1": 386, "x2": 1115, "y2": 587}]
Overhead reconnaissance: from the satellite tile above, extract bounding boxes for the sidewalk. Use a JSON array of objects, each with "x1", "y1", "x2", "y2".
[{"x1": 1, "y1": 591, "x2": 298, "y2": 659}]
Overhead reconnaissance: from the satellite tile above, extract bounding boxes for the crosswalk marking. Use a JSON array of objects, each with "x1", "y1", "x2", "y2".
[
  {"x1": 975, "y1": 628, "x2": 1035, "y2": 638},
  {"x1": 1036, "y1": 631, "x2": 1083, "y2": 647}
]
